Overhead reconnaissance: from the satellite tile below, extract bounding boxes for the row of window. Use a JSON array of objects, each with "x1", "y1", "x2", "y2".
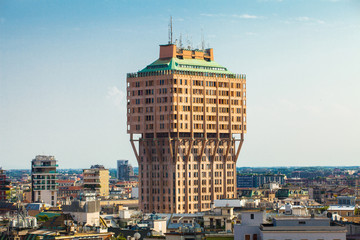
[
  {"x1": 133, "y1": 79, "x2": 245, "y2": 88},
  {"x1": 130, "y1": 106, "x2": 246, "y2": 116}
]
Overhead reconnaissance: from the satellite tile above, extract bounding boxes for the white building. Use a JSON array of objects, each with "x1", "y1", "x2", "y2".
[
  {"x1": 31, "y1": 155, "x2": 58, "y2": 206},
  {"x1": 261, "y1": 217, "x2": 346, "y2": 240},
  {"x1": 62, "y1": 192, "x2": 101, "y2": 226},
  {"x1": 235, "y1": 213, "x2": 347, "y2": 240},
  {"x1": 234, "y1": 211, "x2": 266, "y2": 240},
  {"x1": 278, "y1": 203, "x2": 308, "y2": 216}
]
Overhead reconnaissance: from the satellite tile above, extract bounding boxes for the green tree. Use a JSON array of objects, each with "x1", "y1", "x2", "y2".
[
  {"x1": 37, "y1": 215, "x2": 49, "y2": 222},
  {"x1": 111, "y1": 234, "x2": 126, "y2": 240},
  {"x1": 318, "y1": 206, "x2": 329, "y2": 213},
  {"x1": 355, "y1": 208, "x2": 360, "y2": 215}
]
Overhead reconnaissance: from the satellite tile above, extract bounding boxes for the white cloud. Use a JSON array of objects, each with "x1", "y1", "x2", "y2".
[
  {"x1": 294, "y1": 16, "x2": 325, "y2": 24},
  {"x1": 200, "y1": 13, "x2": 218, "y2": 17},
  {"x1": 233, "y1": 14, "x2": 259, "y2": 19},
  {"x1": 106, "y1": 86, "x2": 126, "y2": 109},
  {"x1": 296, "y1": 16, "x2": 311, "y2": 21},
  {"x1": 201, "y1": 13, "x2": 262, "y2": 19}
]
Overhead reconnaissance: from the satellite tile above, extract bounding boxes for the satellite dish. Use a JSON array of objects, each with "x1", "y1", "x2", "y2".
[{"x1": 134, "y1": 232, "x2": 141, "y2": 240}]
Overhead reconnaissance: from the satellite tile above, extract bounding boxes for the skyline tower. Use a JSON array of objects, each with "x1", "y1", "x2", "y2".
[
  {"x1": 127, "y1": 43, "x2": 246, "y2": 213},
  {"x1": 117, "y1": 160, "x2": 133, "y2": 181}
]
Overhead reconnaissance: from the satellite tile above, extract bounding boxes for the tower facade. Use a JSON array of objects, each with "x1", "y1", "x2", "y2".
[
  {"x1": 31, "y1": 155, "x2": 58, "y2": 206},
  {"x1": 127, "y1": 44, "x2": 246, "y2": 213}
]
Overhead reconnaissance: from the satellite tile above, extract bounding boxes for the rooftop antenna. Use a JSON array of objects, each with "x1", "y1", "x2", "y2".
[
  {"x1": 179, "y1": 33, "x2": 183, "y2": 48},
  {"x1": 201, "y1": 28, "x2": 205, "y2": 50},
  {"x1": 186, "y1": 34, "x2": 191, "y2": 49},
  {"x1": 168, "y1": 16, "x2": 173, "y2": 44}
]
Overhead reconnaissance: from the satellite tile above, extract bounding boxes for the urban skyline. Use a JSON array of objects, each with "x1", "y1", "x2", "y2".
[{"x1": 1, "y1": 0, "x2": 360, "y2": 169}]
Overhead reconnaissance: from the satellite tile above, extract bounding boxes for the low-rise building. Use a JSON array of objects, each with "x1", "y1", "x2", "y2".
[
  {"x1": 235, "y1": 213, "x2": 347, "y2": 240},
  {"x1": 260, "y1": 216, "x2": 346, "y2": 240},
  {"x1": 62, "y1": 192, "x2": 101, "y2": 226},
  {"x1": 328, "y1": 205, "x2": 356, "y2": 218},
  {"x1": 234, "y1": 211, "x2": 266, "y2": 240},
  {"x1": 203, "y1": 206, "x2": 236, "y2": 232}
]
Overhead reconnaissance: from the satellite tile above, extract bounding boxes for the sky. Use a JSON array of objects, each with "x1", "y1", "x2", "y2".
[{"x1": 0, "y1": 0, "x2": 360, "y2": 169}]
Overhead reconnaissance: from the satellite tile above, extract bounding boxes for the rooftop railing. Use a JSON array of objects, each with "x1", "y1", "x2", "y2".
[{"x1": 127, "y1": 70, "x2": 246, "y2": 80}]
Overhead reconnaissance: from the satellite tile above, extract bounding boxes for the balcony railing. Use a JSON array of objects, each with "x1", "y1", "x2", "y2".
[
  {"x1": 32, "y1": 164, "x2": 58, "y2": 167},
  {"x1": 32, "y1": 171, "x2": 57, "y2": 175}
]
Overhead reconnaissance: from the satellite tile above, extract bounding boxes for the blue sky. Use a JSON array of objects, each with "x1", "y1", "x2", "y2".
[{"x1": 1, "y1": 0, "x2": 359, "y2": 169}]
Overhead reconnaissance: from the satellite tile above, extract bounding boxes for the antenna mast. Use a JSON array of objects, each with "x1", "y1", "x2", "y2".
[
  {"x1": 168, "y1": 16, "x2": 173, "y2": 44},
  {"x1": 201, "y1": 28, "x2": 205, "y2": 50},
  {"x1": 179, "y1": 33, "x2": 183, "y2": 48}
]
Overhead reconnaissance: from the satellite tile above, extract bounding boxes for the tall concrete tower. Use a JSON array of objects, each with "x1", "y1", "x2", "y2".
[{"x1": 127, "y1": 44, "x2": 246, "y2": 213}]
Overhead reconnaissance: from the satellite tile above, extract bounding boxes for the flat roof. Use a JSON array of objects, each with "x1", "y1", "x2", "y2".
[
  {"x1": 328, "y1": 205, "x2": 355, "y2": 211},
  {"x1": 261, "y1": 226, "x2": 346, "y2": 232}
]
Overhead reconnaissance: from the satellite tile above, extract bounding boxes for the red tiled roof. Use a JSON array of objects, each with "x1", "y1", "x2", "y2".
[
  {"x1": 58, "y1": 186, "x2": 82, "y2": 191},
  {"x1": 56, "y1": 180, "x2": 75, "y2": 183}
]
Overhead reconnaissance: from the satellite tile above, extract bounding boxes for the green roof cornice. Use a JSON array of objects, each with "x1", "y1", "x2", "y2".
[{"x1": 139, "y1": 57, "x2": 234, "y2": 74}]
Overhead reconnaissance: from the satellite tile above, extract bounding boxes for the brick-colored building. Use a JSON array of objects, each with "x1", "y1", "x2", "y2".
[
  {"x1": 0, "y1": 168, "x2": 11, "y2": 201},
  {"x1": 127, "y1": 43, "x2": 246, "y2": 213}
]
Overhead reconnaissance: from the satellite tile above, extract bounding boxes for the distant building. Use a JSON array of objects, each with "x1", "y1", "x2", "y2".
[
  {"x1": 328, "y1": 205, "x2": 355, "y2": 218},
  {"x1": 83, "y1": 165, "x2": 109, "y2": 197},
  {"x1": 275, "y1": 187, "x2": 309, "y2": 199},
  {"x1": 260, "y1": 216, "x2": 346, "y2": 240},
  {"x1": 117, "y1": 160, "x2": 133, "y2": 181},
  {"x1": 337, "y1": 196, "x2": 356, "y2": 205},
  {"x1": 237, "y1": 175, "x2": 255, "y2": 188},
  {"x1": 237, "y1": 174, "x2": 285, "y2": 188},
  {"x1": 62, "y1": 192, "x2": 101, "y2": 226},
  {"x1": 278, "y1": 203, "x2": 308, "y2": 216},
  {"x1": 58, "y1": 186, "x2": 82, "y2": 199},
  {"x1": 31, "y1": 155, "x2": 58, "y2": 206},
  {"x1": 0, "y1": 168, "x2": 11, "y2": 201}
]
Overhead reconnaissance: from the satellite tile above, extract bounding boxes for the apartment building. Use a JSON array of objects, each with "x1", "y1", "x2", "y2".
[
  {"x1": 83, "y1": 165, "x2": 109, "y2": 197},
  {"x1": 31, "y1": 155, "x2": 58, "y2": 206}
]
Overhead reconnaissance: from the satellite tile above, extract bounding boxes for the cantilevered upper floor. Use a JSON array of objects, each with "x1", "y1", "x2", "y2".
[{"x1": 127, "y1": 44, "x2": 247, "y2": 136}]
